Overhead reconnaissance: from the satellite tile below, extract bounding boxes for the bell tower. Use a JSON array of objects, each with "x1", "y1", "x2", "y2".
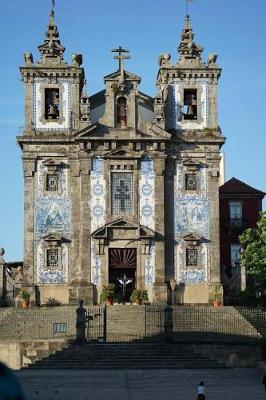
[
  {"x1": 17, "y1": 5, "x2": 92, "y2": 304},
  {"x1": 20, "y1": 7, "x2": 90, "y2": 135},
  {"x1": 156, "y1": 15, "x2": 226, "y2": 303}
]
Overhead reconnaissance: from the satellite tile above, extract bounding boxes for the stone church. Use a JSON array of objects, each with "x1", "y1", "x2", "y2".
[{"x1": 17, "y1": 7, "x2": 225, "y2": 305}]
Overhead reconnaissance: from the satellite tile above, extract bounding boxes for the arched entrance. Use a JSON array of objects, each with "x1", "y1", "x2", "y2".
[{"x1": 109, "y1": 248, "x2": 136, "y2": 302}]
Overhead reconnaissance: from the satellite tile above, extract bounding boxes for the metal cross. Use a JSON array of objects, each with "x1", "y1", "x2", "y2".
[
  {"x1": 114, "y1": 180, "x2": 130, "y2": 212},
  {"x1": 112, "y1": 46, "x2": 130, "y2": 72}
]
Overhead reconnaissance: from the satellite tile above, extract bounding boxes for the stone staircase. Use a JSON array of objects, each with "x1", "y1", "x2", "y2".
[
  {"x1": 0, "y1": 305, "x2": 263, "y2": 369},
  {"x1": 25, "y1": 343, "x2": 226, "y2": 370}
]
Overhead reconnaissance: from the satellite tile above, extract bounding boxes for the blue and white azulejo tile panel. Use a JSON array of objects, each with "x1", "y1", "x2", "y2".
[
  {"x1": 175, "y1": 163, "x2": 209, "y2": 284},
  {"x1": 144, "y1": 244, "x2": 155, "y2": 286},
  {"x1": 37, "y1": 243, "x2": 68, "y2": 284},
  {"x1": 140, "y1": 158, "x2": 155, "y2": 286},
  {"x1": 140, "y1": 158, "x2": 155, "y2": 231},
  {"x1": 33, "y1": 79, "x2": 71, "y2": 131},
  {"x1": 35, "y1": 160, "x2": 71, "y2": 284},
  {"x1": 90, "y1": 157, "x2": 106, "y2": 285},
  {"x1": 91, "y1": 241, "x2": 101, "y2": 286}
]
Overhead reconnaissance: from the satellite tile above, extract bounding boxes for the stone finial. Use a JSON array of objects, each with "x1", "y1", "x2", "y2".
[
  {"x1": 208, "y1": 53, "x2": 218, "y2": 65},
  {"x1": 24, "y1": 53, "x2": 33, "y2": 65},
  {"x1": 158, "y1": 53, "x2": 171, "y2": 66},
  {"x1": 178, "y1": 14, "x2": 203, "y2": 65},
  {"x1": 38, "y1": 9, "x2": 65, "y2": 64},
  {"x1": 72, "y1": 53, "x2": 83, "y2": 67},
  {"x1": 80, "y1": 79, "x2": 91, "y2": 123}
]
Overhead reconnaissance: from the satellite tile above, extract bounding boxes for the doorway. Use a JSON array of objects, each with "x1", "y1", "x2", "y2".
[{"x1": 109, "y1": 248, "x2": 137, "y2": 302}]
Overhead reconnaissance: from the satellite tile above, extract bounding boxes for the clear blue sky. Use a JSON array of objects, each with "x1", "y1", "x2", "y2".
[{"x1": 0, "y1": 0, "x2": 265, "y2": 261}]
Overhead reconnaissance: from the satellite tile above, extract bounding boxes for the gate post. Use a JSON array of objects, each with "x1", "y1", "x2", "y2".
[{"x1": 103, "y1": 303, "x2": 107, "y2": 342}]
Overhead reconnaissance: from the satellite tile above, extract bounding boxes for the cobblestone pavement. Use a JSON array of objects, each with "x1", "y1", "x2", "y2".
[{"x1": 16, "y1": 368, "x2": 265, "y2": 400}]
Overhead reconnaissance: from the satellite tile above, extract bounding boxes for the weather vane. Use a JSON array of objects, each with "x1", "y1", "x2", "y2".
[{"x1": 186, "y1": 0, "x2": 194, "y2": 15}]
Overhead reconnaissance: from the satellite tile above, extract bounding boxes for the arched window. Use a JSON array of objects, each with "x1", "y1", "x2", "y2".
[{"x1": 117, "y1": 97, "x2": 127, "y2": 128}]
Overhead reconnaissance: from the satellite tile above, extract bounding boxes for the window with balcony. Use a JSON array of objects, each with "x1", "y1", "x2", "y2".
[
  {"x1": 229, "y1": 201, "x2": 243, "y2": 228},
  {"x1": 230, "y1": 244, "x2": 241, "y2": 272},
  {"x1": 185, "y1": 174, "x2": 197, "y2": 191},
  {"x1": 186, "y1": 248, "x2": 198, "y2": 267},
  {"x1": 46, "y1": 248, "x2": 59, "y2": 270},
  {"x1": 46, "y1": 173, "x2": 59, "y2": 192}
]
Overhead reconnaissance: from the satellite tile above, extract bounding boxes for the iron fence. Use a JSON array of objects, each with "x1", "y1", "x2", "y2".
[{"x1": 0, "y1": 306, "x2": 265, "y2": 343}]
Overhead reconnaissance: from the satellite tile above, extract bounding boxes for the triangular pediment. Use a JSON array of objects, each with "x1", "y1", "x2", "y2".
[
  {"x1": 104, "y1": 70, "x2": 141, "y2": 83},
  {"x1": 42, "y1": 233, "x2": 70, "y2": 244},
  {"x1": 183, "y1": 159, "x2": 199, "y2": 168},
  {"x1": 91, "y1": 218, "x2": 155, "y2": 240},
  {"x1": 147, "y1": 122, "x2": 172, "y2": 139},
  {"x1": 74, "y1": 122, "x2": 100, "y2": 140},
  {"x1": 102, "y1": 147, "x2": 140, "y2": 159},
  {"x1": 42, "y1": 159, "x2": 62, "y2": 168},
  {"x1": 183, "y1": 233, "x2": 202, "y2": 243}
]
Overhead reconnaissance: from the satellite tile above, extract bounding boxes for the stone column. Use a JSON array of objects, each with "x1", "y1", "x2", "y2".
[
  {"x1": 207, "y1": 156, "x2": 223, "y2": 300},
  {"x1": 153, "y1": 157, "x2": 168, "y2": 304},
  {"x1": 0, "y1": 248, "x2": 5, "y2": 301},
  {"x1": 22, "y1": 156, "x2": 36, "y2": 287}
]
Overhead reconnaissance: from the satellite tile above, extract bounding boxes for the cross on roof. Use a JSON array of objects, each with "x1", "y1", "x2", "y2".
[{"x1": 112, "y1": 46, "x2": 131, "y2": 72}]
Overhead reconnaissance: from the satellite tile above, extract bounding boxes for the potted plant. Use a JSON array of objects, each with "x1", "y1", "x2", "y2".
[
  {"x1": 100, "y1": 283, "x2": 116, "y2": 305},
  {"x1": 20, "y1": 288, "x2": 30, "y2": 309},
  {"x1": 212, "y1": 283, "x2": 222, "y2": 307},
  {"x1": 130, "y1": 289, "x2": 149, "y2": 305}
]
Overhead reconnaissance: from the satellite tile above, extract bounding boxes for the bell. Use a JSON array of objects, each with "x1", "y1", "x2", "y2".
[{"x1": 47, "y1": 105, "x2": 59, "y2": 119}]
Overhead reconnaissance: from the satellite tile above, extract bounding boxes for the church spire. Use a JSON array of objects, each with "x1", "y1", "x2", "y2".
[
  {"x1": 178, "y1": 14, "x2": 203, "y2": 65},
  {"x1": 38, "y1": 4, "x2": 65, "y2": 64}
]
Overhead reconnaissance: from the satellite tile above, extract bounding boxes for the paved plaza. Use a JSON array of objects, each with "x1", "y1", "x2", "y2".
[{"x1": 17, "y1": 368, "x2": 265, "y2": 400}]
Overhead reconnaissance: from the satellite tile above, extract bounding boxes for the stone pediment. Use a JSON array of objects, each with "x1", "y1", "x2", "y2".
[
  {"x1": 42, "y1": 233, "x2": 70, "y2": 244},
  {"x1": 74, "y1": 121, "x2": 170, "y2": 142},
  {"x1": 91, "y1": 218, "x2": 155, "y2": 240},
  {"x1": 74, "y1": 123, "x2": 100, "y2": 140},
  {"x1": 183, "y1": 233, "x2": 208, "y2": 244},
  {"x1": 42, "y1": 159, "x2": 62, "y2": 168},
  {"x1": 183, "y1": 159, "x2": 200, "y2": 169},
  {"x1": 104, "y1": 70, "x2": 141, "y2": 83},
  {"x1": 147, "y1": 123, "x2": 171, "y2": 139},
  {"x1": 102, "y1": 147, "x2": 141, "y2": 159}
]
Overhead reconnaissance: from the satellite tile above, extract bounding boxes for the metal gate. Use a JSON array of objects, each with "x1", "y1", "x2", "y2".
[{"x1": 86, "y1": 306, "x2": 106, "y2": 342}]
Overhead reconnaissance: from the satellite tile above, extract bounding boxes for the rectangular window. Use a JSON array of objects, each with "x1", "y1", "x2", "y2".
[
  {"x1": 231, "y1": 244, "x2": 241, "y2": 270},
  {"x1": 47, "y1": 248, "x2": 59, "y2": 269},
  {"x1": 46, "y1": 174, "x2": 59, "y2": 192},
  {"x1": 45, "y1": 88, "x2": 60, "y2": 120},
  {"x1": 183, "y1": 89, "x2": 197, "y2": 120},
  {"x1": 111, "y1": 172, "x2": 133, "y2": 215},
  {"x1": 185, "y1": 174, "x2": 197, "y2": 190},
  {"x1": 186, "y1": 248, "x2": 198, "y2": 267},
  {"x1": 229, "y1": 201, "x2": 242, "y2": 227}
]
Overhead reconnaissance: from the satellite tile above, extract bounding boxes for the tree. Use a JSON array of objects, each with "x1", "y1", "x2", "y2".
[{"x1": 240, "y1": 212, "x2": 266, "y2": 294}]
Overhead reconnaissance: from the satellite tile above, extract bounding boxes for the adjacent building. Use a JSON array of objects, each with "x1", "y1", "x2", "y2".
[{"x1": 220, "y1": 177, "x2": 265, "y2": 298}]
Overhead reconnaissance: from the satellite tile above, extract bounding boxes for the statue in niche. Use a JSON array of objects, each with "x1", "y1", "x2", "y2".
[{"x1": 117, "y1": 97, "x2": 127, "y2": 128}]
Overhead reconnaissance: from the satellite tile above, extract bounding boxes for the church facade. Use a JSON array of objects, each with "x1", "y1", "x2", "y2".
[{"x1": 17, "y1": 9, "x2": 225, "y2": 305}]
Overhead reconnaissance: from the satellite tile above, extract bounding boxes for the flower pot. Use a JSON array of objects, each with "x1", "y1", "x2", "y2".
[
  {"x1": 213, "y1": 300, "x2": 220, "y2": 307},
  {"x1": 20, "y1": 300, "x2": 30, "y2": 309},
  {"x1": 135, "y1": 299, "x2": 142, "y2": 305},
  {"x1": 106, "y1": 298, "x2": 114, "y2": 306}
]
